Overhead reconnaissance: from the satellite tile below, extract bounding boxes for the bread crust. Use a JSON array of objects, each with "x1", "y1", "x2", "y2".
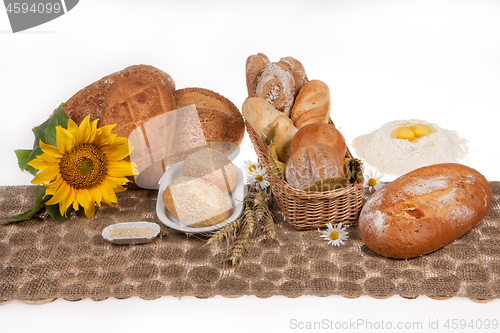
[
  {"x1": 291, "y1": 80, "x2": 330, "y2": 129},
  {"x1": 174, "y1": 87, "x2": 245, "y2": 148},
  {"x1": 285, "y1": 143, "x2": 345, "y2": 190},
  {"x1": 358, "y1": 163, "x2": 492, "y2": 259},
  {"x1": 64, "y1": 64, "x2": 175, "y2": 125},
  {"x1": 291, "y1": 122, "x2": 346, "y2": 157}
]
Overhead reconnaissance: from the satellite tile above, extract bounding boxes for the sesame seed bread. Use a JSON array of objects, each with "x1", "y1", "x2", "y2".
[{"x1": 173, "y1": 87, "x2": 245, "y2": 150}]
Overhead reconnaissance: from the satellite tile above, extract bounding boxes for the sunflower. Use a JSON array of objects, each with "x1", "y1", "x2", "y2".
[{"x1": 28, "y1": 115, "x2": 136, "y2": 219}]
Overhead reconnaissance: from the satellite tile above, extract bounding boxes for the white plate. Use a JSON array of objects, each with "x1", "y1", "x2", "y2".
[
  {"x1": 102, "y1": 222, "x2": 161, "y2": 245},
  {"x1": 156, "y1": 161, "x2": 245, "y2": 234}
]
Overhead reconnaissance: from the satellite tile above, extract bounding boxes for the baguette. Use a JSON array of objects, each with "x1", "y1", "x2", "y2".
[
  {"x1": 358, "y1": 163, "x2": 492, "y2": 259},
  {"x1": 242, "y1": 97, "x2": 298, "y2": 162}
]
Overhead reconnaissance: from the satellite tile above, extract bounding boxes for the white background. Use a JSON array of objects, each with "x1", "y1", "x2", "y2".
[{"x1": 1, "y1": 1, "x2": 499, "y2": 332}]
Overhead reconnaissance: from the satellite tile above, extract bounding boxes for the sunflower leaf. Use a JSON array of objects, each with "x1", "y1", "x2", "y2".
[
  {"x1": 0, "y1": 188, "x2": 48, "y2": 224},
  {"x1": 14, "y1": 149, "x2": 38, "y2": 175},
  {"x1": 44, "y1": 103, "x2": 69, "y2": 147},
  {"x1": 45, "y1": 199, "x2": 72, "y2": 224},
  {"x1": 14, "y1": 103, "x2": 68, "y2": 174}
]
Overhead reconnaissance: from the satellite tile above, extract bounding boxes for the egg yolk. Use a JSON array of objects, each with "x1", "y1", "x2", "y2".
[
  {"x1": 394, "y1": 123, "x2": 433, "y2": 142},
  {"x1": 395, "y1": 126, "x2": 416, "y2": 141},
  {"x1": 411, "y1": 124, "x2": 432, "y2": 137}
]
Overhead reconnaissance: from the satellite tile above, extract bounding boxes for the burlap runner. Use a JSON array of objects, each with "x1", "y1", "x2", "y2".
[{"x1": 0, "y1": 182, "x2": 499, "y2": 303}]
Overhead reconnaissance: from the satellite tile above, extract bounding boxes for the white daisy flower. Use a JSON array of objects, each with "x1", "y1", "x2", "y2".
[
  {"x1": 243, "y1": 159, "x2": 258, "y2": 175},
  {"x1": 247, "y1": 164, "x2": 269, "y2": 190},
  {"x1": 319, "y1": 223, "x2": 349, "y2": 246},
  {"x1": 246, "y1": 165, "x2": 270, "y2": 190},
  {"x1": 363, "y1": 167, "x2": 385, "y2": 191}
]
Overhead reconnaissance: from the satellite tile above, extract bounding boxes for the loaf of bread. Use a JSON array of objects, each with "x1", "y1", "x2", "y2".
[
  {"x1": 291, "y1": 122, "x2": 346, "y2": 157},
  {"x1": 182, "y1": 148, "x2": 237, "y2": 194},
  {"x1": 162, "y1": 176, "x2": 229, "y2": 227},
  {"x1": 358, "y1": 163, "x2": 492, "y2": 259},
  {"x1": 64, "y1": 64, "x2": 175, "y2": 125},
  {"x1": 290, "y1": 80, "x2": 330, "y2": 129},
  {"x1": 285, "y1": 143, "x2": 345, "y2": 189},
  {"x1": 242, "y1": 97, "x2": 298, "y2": 162},
  {"x1": 174, "y1": 87, "x2": 245, "y2": 158},
  {"x1": 100, "y1": 77, "x2": 177, "y2": 188}
]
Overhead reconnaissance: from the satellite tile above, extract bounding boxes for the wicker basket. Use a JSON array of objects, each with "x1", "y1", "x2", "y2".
[{"x1": 246, "y1": 120, "x2": 364, "y2": 230}]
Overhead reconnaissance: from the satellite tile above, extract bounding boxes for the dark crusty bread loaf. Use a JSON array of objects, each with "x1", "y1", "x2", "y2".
[
  {"x1": 64, "y1": 64, "x2": 175, "y2": 125},
  {"x1": 358, "y1": 163, "x2": 492, "y2": 259}
]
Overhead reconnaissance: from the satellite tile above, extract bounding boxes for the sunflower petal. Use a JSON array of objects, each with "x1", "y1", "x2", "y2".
[
  {"x1": 56, "y1": 126, "x2": 74, "y2": 154},
  {"x1": 106, "y1": 160, "x2": 135, "y2": 177},
  {"x1": 39, "y1": 140, "x2": 63, "y2": 158},
  {"x1": 27, "y1": 157, "x2": 54, "y2": 171},
  {"x1": 89, "y1": 187, "x2": 103, "y2": 208},
  {"x1": 77, "y1": 189, "x2": 96, "y2": 219},
  {"x1": 30, "y1": 165, "x2": 60, "y2": 184},
  {"x1": 46, "y1": 182, "x2": 72, "y2": 216}
]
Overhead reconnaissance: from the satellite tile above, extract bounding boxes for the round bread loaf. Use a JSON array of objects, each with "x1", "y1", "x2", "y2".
[
  {"x1": 174, "y1": 87, "x2": 245, "y2": 151},
  {"x1": 64, "y1": 64, "x2": 175, "y2": 125},
  {"x1": 162, "y1": 176, "x2": 229, "y2": 227},
  {"x1": 101, "y1": 77, "x2": 178, "y2": 188},
  {"x1": 285, "y1": 143, "x2": 345, "y2": 190},
  {"x1": 101, "y1": 77, "x2": 177, "y2": 139},
  {"x1": 182, "y1": 148, "x2": 237, "y2": 194},
  {"x1": 291, "y1": 122, "x2": 347, "y2": 157},
  {"x1": 358, "y1": 163, "x2": 492, "y2": 259}
]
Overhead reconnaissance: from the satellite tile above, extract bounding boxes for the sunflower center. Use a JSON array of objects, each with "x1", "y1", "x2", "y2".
[
  {"x1": 368, "y1": 178, "x2": 377, "y2": 187},
  {"x1": 254, "y1": 175, "x2": 263, "y2": 183},
  {"x1": 329, "y1": 231, "x2": 339, "y2": 240},
  {"x1": 59, "y1": 143, "x2": 107, "y2": 189}
]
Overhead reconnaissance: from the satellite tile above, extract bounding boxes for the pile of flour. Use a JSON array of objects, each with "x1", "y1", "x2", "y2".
[{"x1": 352, "y1": 119, "x2": 469, "y2": 177}]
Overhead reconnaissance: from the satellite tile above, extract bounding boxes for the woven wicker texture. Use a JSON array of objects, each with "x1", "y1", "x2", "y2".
[
  {"x1": 0, "y1": 182, "x2": 499, "y2": 303},
  {"x1": 245, "y1": 121, "x2": 364, "y2": 230}
]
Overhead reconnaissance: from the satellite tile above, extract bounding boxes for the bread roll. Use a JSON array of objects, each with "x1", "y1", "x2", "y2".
[
  {"x1": 246, "y1": 53, "x2": 270, "y2": 97},
  {"x1": 242, "y1": 97, "x2": 298, "y2": 162},
  {"x1": 64, "y1": 64, "x2": 175, "y2": 125},
  {"x1": 290, "y1": 80, "x2": 330, "y2": 129},
  {"x1": 162, "y1": 176, "x2": 229, "y2": 227},
  {"x1": 279, "y1": 56, "x2": 308, "y2": 95},
  {"x1": 358, "y1": 163, "x2": 492, "y2": 259},
  {"x1": 285, "y1": 143, "x2": 345, "y2": 190},
  {"x1": 255, "y1": 62, "x2": 296, "y2": 116},
  {"x1": 182, "y1": 148, "x2": 237, "y2": 194},
  {"x1": 173, "y1": 88, "x2": 245, "y2": 157},
  {"x1": 291, "y1": 123, "x2": 347, "y2": 157}
]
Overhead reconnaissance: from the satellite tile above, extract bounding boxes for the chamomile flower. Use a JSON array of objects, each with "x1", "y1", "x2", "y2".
[
  {"x1": 363, "y1": 167, "x2": 385, "y2": 191},
  {"x1": 246, "y1": 165, "x2": 270, "y2": 190},
  {"x1": 243, "y1": 159, "x2": 258, "y2": 174},
  {"x1": 319, "y1": 223, "x2": 349, "y2": 246}
]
